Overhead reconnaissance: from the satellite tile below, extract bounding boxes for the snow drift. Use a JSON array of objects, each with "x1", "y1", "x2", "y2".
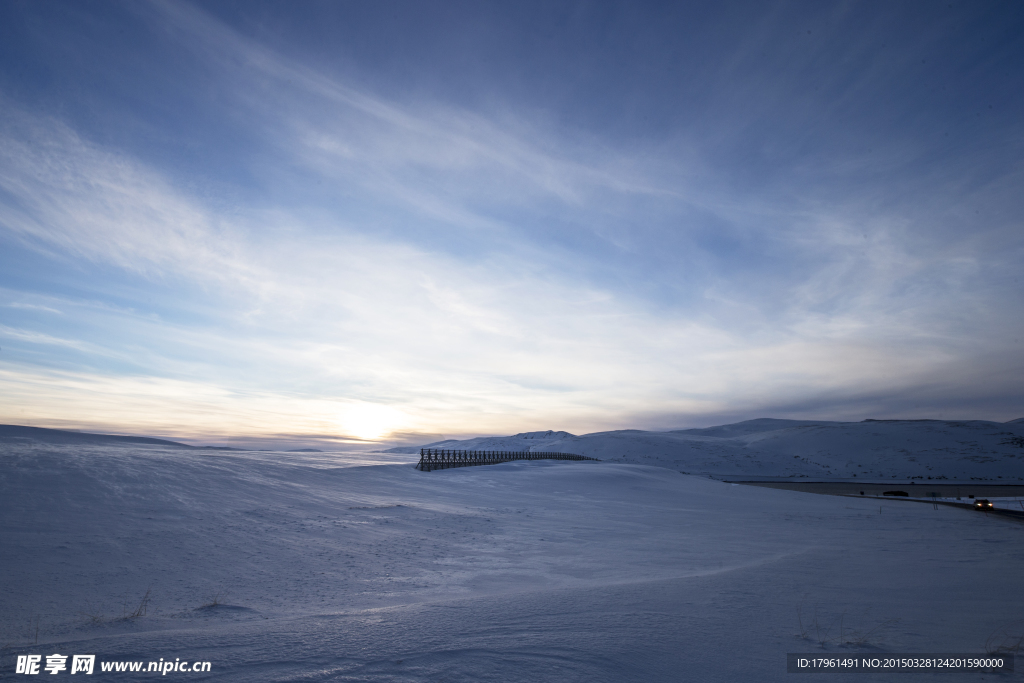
[{"x1": 2, "y1": 422, "x2": 1023, "y2": 681}]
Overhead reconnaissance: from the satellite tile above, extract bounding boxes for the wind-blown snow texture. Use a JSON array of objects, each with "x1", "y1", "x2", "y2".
[
  {"x1": 2, "y1": 422, "x2": 1023, "y2": 681},
  {"x1": 395, "y1": 419, "x2": 1024, "y2": 481}
]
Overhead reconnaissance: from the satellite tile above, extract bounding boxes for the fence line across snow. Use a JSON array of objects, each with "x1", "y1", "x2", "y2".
[{"x1": 417, "y1": 448, "x2": 599, "y2": 472}]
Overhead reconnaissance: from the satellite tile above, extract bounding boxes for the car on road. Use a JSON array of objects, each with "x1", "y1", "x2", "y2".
[{"x1": 974, "y1": 499, "x2": 994, "y2": 510}]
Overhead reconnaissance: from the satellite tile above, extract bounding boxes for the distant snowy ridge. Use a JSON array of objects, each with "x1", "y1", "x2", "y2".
[
  {"x1": 0, "y1": 424, "x2": 193, "y2": 448},
  {"x1": 0, "y1": 425, "x2": 247, "y2": 450},
  {"x1": 386, "y1": 418, "x2": 1024, "y2": 481},
  {"x1": 383, "y1": 430, "x2": 575, "y2": 454}
]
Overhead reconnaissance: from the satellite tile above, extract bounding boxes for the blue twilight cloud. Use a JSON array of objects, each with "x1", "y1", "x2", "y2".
[{"x1": 0, "y1": 1, "x2": 1021, "y2": 443}]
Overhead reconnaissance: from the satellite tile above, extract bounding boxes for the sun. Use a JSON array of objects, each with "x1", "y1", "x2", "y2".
[{"x1": 338, "y1": 403, "x2": 405, "y2": 441}]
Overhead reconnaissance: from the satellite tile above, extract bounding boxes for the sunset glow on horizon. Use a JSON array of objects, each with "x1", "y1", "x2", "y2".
[{"x1": 1, "y1": 1, "x2": 1022, "y2": 446}]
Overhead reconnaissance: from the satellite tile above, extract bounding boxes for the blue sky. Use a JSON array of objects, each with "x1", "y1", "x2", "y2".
[{"x1": 1, "y1": 1, "x2": 1022, "y2": 446}]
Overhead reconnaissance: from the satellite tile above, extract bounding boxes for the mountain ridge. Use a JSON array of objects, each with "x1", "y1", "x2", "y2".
[
  {"x1": 383, "y1": 417, "x2": 1024, "y2": 481},
  {"x1": 0, "y1": 424, "x2": 194, "y2": 448}
]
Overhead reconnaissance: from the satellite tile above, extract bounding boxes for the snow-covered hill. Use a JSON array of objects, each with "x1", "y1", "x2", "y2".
[
  {"x1": 390, "y1": 419, "x2": 1024, "y2": 481},
  {"x1": 0, "y1": 424, "x2": 194, "y2": 448},
  {"x1": 3, "y1": 440, "x2": 1023, "y2": 682}
]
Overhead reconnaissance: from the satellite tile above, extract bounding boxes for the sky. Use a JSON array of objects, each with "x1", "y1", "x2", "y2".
[{"x1": 0, "y1": 0, "x2": 1022, "y2": 447}]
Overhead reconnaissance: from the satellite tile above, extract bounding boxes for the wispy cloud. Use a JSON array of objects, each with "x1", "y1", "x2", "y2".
[
  {"x1": 0, "y1": 1, "x2": 1022, "y2": 440},
  {"x1": 0, "y1": 325, "x2": 90, "y2": 351},
  {"x1": 4, "y1": 302, "x2": 63, "y2": 315},
  {"x1": 0, "y1": 108, "x2": 258, "y2": 286}
]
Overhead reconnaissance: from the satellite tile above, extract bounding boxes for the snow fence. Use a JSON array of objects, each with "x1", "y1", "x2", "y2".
[{"x1": 417, "y1": 448, "x2": 599, "y2": 472}]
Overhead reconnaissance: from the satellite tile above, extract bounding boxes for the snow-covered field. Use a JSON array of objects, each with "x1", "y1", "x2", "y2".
[
  {"x1": 3, "y1": 430, "x2": 1023, "y2": 681},
  {"x1": 395, "y1": 418, "x2": 1024, "y2": 482}
]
